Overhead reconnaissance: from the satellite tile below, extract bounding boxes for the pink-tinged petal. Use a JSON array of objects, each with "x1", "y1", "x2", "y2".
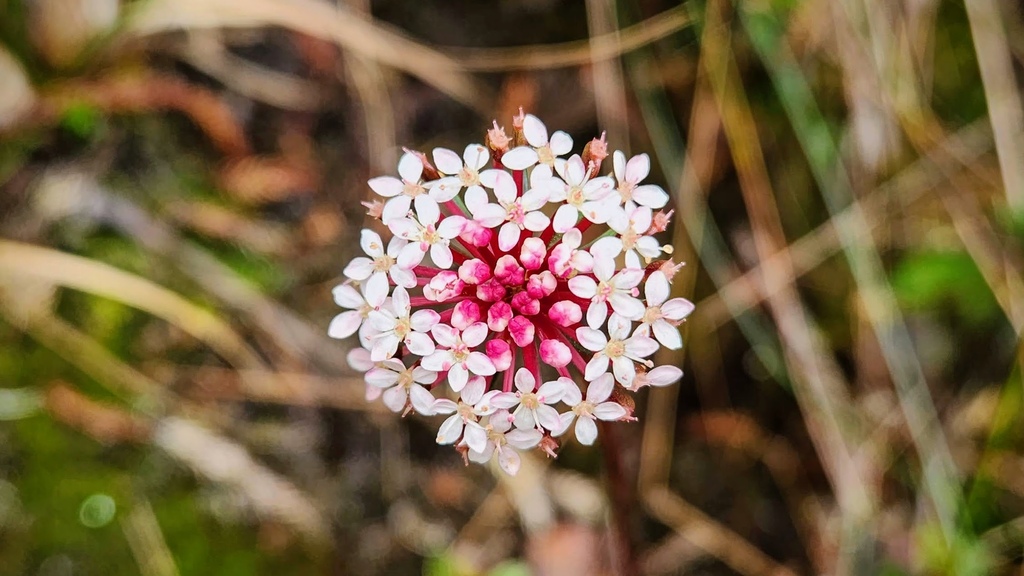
[
  {"x1": 494, "y1": 255, "x2": 525, "y2": 285},
  {"x1": 462, "y1": 375, "x2": 487, "y2": 405},
  {"x1": 448, "y1": 363, "x2": 468, "y2": 392},
  {"x1": 513, "y1": 406, "x2": 536, "y2": 430},
  {"x1": 412, "y1": 366, "x2": 437, "y2": 384},
  {"x1": 463, "y1": 422, "x2": 488, "y2": 454},
  {"x1": 609, "y1": 293, "x2": 644, "y2": 321},
  {"x1": 564, "y1": 155, "x2": 585, "y2": 184},
  {"x1": 409, "y1": 384, "x2": 436, "y2": 415},
  {"x1": 410, "y1": 309, "x2": 441, "y2": 333},
  {"x1": 431, "y1": 324, "x2": 458, "y2": 348},
  {"x1": 509, "y1": 316, "x2": 536, "y2": 347},
  {"x1": 359, "y1": 229, "x2": 385, "y2": 257},
  {"x1": 490, "y1": 392, "x2": 520, "y2": 410},
  {"x1": 501, "y1": 146, "x2": 539, "y2": 170},
  {"x1": 536, "y1": 380, "x2": 565, "y2": 404},
  {"x1": 613, "y1": 267, "x2": 645, "y2": 289},
  {"x1": 583, "y1": 176, "x2": 615, "y2": 200},
  {"x1": 521, "y1": 188, "x2": 549, "y2": 211},
  {"x1": 467, "y1": 443, "x2": 493, "y2": 464},
  {"x1": 430, "y1": 243, "x2": 453, "y2": 270},
  {"x1": 436, "y1": 414, "x2": 464, "y2": 445},
  {"x1": 625, "y1": 335, "x2": 659, "y2": 358},
  {"x1": 429, "y1": 177, "x2": 462, "y2": 202},
  {"x1": 549, "y1": 131, "x2": 573, "y2": 156},
  {"x1": 365, "y1": 366, "x2": 400, "y2": 388},
  {"x1": 514, "y1": 368, "x2": 535, "y2": 393},
  {"x1": 647, "y1": 365, "x2": 683, "y2": 387},
  {"x1": 432, "y1": 399, "x2": 458, "y2": 415},
  {"x1": 498, "y1": 222, "x2": 521, "y2": 252},
  {"x1": 661, "y1": 298, "x2": 695, "y2": 320},
  {"x1": 487, "y1": 301, "x2": 513, "y2": 331},
  {"x1": 498, "y1": 448, "x2": 522, "y2": 476},
  {"x1": 398, "y1": 152, "x2": 423, "y2": 182},
  {"x1": 386, "y1": 215, "x2": 417, "y2": 239},
  {"x1": 404, "y1": 331, "x2": 436, "y2": 356},
  {"x1": 552, "y1": 412, "x2": 575, "y2": 436},
  {"x1": 420, "y1": 350, "x2": 450, "y2": 372},
  {"x1": 382, "y1": 386, "x2": 408, "y2": 412},
  {"x1": 472, "y1": 392, "x2": 500, "y2": 415},
  {"x1": 492, "y1": 170, "x2": 518, "y2": 204},
  {"x1": 590, "y1": 236, "x2": 623, "y2": 261},
  {"x1": 390, "y1": 285, "x2": 410, "y2": 314},
  {"x1": 367, "y1": 309, "x2": 397, "y2": 332},
  {"x1": 364, "y1": 271, "x2": 390, "y2": 308},
  {"x1": 466, "y1": 352, "x2": 496, "y2": 376},
  {"x1": 523, "y1": 114, "x2": 549, "y2": 147},
  {"x1": 645, "y1": 271, "x2": 670, "y2": 305},
  {"x1": 415, "y1": 195, "x2": 440, "y2": 225},
  {"x1": 607, "y1": 207, "x2": 630, "y2": 234},
  {"x1": 607, "y1": 313, "x2": 632, "y2": 341},
  {"x1": 539, "y1": 339, "x2": 571, "y2": 368},
  {"x1": 632, "y1": 206, "x2": 653, "y2": 232},
  {"x1": 519, "y1": 238, "x2": 546, "y2": 271},
  {"x1": 510, "y1": 292, "x2": 541, "y2": 315},
  {"x1": 586, "y1": 300, "x2": 608, "y2": 330},
  {"x1": 382, "y1": 195, "x2": 413, "y2": 224},
  {"x1": 625, "y1": 153, "x2": 651, "y2": 183},
  {"x1": 432, "y1": 147, "x2": 463, "y2": 175},
  {"x1": 486, "y1": 339, "x2": 513, "y2": 371},
  {"x1": 584, "y1": 354, "x2": 610, "y2": 381},
  {"x1": 474, "y1": 204, "x2": 507, "y2": 228},
  {"x1": 581, "y1": 199, "x2": 618, "y2": 224},
  {"x1": 549, "y1": 301, "x2": 583, "y2": 327},
  {"x1": 652, "y1": 320, "x2": 683, "y2": 350},
  {"x1": 594, "y1": 402, "x2": 627, "y2": 421},
  {"x1": 523, "y1": 211, "x2": 550, "y2": 232},
  {"x1": 460, "y1": 220, "x2": 493, "y2": 246},
  {"x1": 464, "y1": 143, "x2": 489, "y2": 170},
  {"x1": 458, "y1": 259, "x2": 492, "y2": 285},
  {"x1": 611, "y1": 357, "x2": 635, "y2": 386},
  {"x1": 367, "y1": 176, "x2": 403, "y2": 198},
  {"x1": 462, "y1": 322, "x2": 489, "y2": 347},
  {"x1": 332, "y1": 284, "x2": 363, "y2": 308},
  {"x1": 397, "y1": 242, "x2": 426, "y2": 269},
  {"x1": 635, "y1": 236, "x2": 662, "y2": 258},
  {"x1": 506, "y1": 428, "x2": 542, "y2": 450},
  {"x1": 370, "y1": 333, "x2": 400, "y2": 361},
  {"x1": 568, "y1": 275, "x2": 597, "y2": 299},
  {"x1": 632, "y1": 184, "x2": 669, "y2": 209},
  {"x1": 613, "y1": 150, "x2": 627, "y2": 182},
  {"x1": 343, "y1": 257, "x2": 374, "y2": 280},
  {"x1": 624, "y1": 246, "x2": 641, "y2": 269},
  {"x1": 576, "y1": 327, "x2": 607, "y2": 352},
  {"x1": 437, "y1": 215, "x2": 467, "y2": 238},
  {"x1": 586, "y1": 373, "x2": 615, "y2": 403},
  {"x1": 552, "y1": 204, "x2": 579, "y2": 233},
  {"x1": 536, "y1": 405, "x2": 562, "y2": 432},
  {"x1": 450, "y1": 300, "x2": 481, "y2": 330},
  {"x1": 347, "y1": 348, "x2": 374, "y2": 372},
  {"x1": 592, "y1": 256, "x2": 614, "y2": 282},
  {"x1": 575, "y1": 417, "x2": 598, "y2": 445}
]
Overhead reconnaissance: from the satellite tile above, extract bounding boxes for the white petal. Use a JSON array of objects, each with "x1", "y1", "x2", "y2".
[
  {"x1": 328, "y1": 311, "x2": 363, "y2": 339},
  {"x1": 396, "y1": 242, "x2": 425, "y2": 269},
  {"x1": 514, "y1": 368, "x2": 535, "y2": 393},
  {"x1": 420, "y1": 350, "x2": 450, "y2": 372},
  {"x1": 437, "y1": 215, "x2": 467, "y2": 238},
  {"x1": 466, "y1": 352, "x2": 496, "y2": 376},
  {"x1": 382, "y1": 195, "x2": 413, "y2": 224},
  {"x1": 652, "y1": 320, "x2": 683, "y2": 350},
  {"x1": 521, "y1": 188, "x2": 548, "y2": 211},
  {"x1": 436, "y1": 414, "x2": 464, "y2": 444},
  {"x1": 390, "y1": 266, "x2": 416, "y2": 289},
  {"x1": 613, "y1": 151, "x2": 626, "y2": 181},
  {"x1": 410, "y1": 309, "x2": 440, "y2": 332},
  {"x1": 647, "y1": 365, "x2": 683, "y2": 386},
  {"x1": 382, "y1": 385, "x2": 407, "y2": 412},
  {"x1": 590, "y1": 236, "x2": 623, "y2": 261},
  {"x1": 414, "y1": 195, "x2": 440, "y2": 225},
  {"x1": 431, "y1": 324, "x2": 459, "y2": 348},
  {"x1": 514, "y1": 406, "x2": 536, "y2": 430},
  {"x1": 523, "y1": 114, "x2": 549, "y2": 147},
  {"x1": 398, "y1": 152, "x2": 423, "y2": 182},
  {"x1": 490, "y1": 170, "x2": 517, "y2": 204},
  {"x1": 367, "y1": 176, "x2": 403, "y2": 198},
  {"x1": 566, "y1": 155, "x2": 586, "y2": 185},
  {"x1": 575, "y1": 327, "x2": 607, "y2": 352},
  {"x1": 607, "y1": 313, "x2": 632, "y2": 340},
  {"x1": 594, "y1": 402, "x2": 627, "y2": 421},
  {"x1": 387, "y1": 215, "x2": 418, "y2": 239},
  {"x1": 498, "y1": 222, "x2": 521, "y2": 252},
  {"x1": 575, "y1": 417, "x2": 598, "y2": 445},
  {"x1": 465, "y1": 185, "x2": 489, "y2": 213},
  {"x1": 365, "y1": 365, "x2": 400, "y2": 388},
  {"x1": 613, "y1": 268, "x2": 645, "y2": 289},
  {"x1": 586, "y1": 300, "x2": 608, "y2": 330},
  {"x1": 552, "y1": 204, "x2": 579, "y2": 233},
  {"x1": 625, "y1": 335, "x2": 659, "y2": 358},
  {"x1": 523, "y1": 211, "x2": 550, "y2": 232},
  {"x1": 332, "y1": 284, "x2": 363, "y2": 308},
  {"x1": 462, "y1": 322, "x2": 489, "y2": 347},
  {"x1": 611, "y1": 356, "x2": 636, "y2": 385},
  {"x1": 464, "y1": 422, "x2": 488, "y2": 453},
  {"x1": 609, "y1": 293, "x2": 644, "y2": 320},
  {"x1": 561, "y1": 378, "x2": 583, "y2": 406},
  {"x1": 474, "y1": 204, "x2": 508, "y2": 228},
  {"x1": 364, "y1": 272, "x2": 390, "y2": 308},
  {"x1": 405, "y1": 331, "x2": 436, "y2": 356},
  {"x1": 462, "y1": 376, "x2": 487, "y2": 405},
  {"x1": 584, "y1": 354, "x2": 610, "y2": 381},
  {"x1": 432, "y1": 147, "x2": 463, "y2": 175},
  {"x1": 430, "y1": 243, "x2": 453, "y2": 269},
  {"x1": 549, "y1": 131, "x2": 573, "y2": 156},
  {"x1": 464, "y1": 143, "x2": 489, "y2": 170},
  {"x1": 409, "y1": 385, "x2": 436, "y2": 415},
  {"x1": 586, "y1": 373, "x2": 615, "y2": 403},
  {"x1": 447, "y1": 364, "x2": 468, "y2": 392},
  {"x1": 536, "y1": 405, "x2": 563, "y2": 431},
  {"x1": 370, "y1": 333, "x2": 400, "y2": 361},
  {"x1": 536, "y1": 380, "x2": 565, "y2": 404},
  {"x1": 567, "y1": 275, "x2": 597, "y2": 299},
  {"x1": 506, "y1": 429, "x2": 542, "y2": 449},
  {"x1": 432, "y1": 399, "x2": 458, "y2": 415},
  {"x1": 661, "y1": 298, "x2": 696, "y2": 320},
  {"x1": 430, "y1": 177, "x2": 462, "y2": 203},
  {"x1": 632, "y1": 184, "x2": 669, "y2": 209},
  {"x1": 501, "y1": 147, "x2": 539, "y2": 170},
  {"x1": 644, "y1": 274, "x2": 669, "y2": 308},
  {"x1": 593, "y1": 256, "x2": 614, "y2": 281},
  {"x1": 625, "y1": 153, "x2": 650, "y2": 183},
  {"x1": 360, "y1": 229, "x2": 385, "y2": 257},
  {"x1": 343, "y1": 257, "x2": 374, "y2": 281},
  {"x1": 498, "y1": 448, "x2": 522, "y2": 475}
]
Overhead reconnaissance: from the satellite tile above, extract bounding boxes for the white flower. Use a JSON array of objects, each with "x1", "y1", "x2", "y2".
[
  {"x1": 467, "y1": 410, "x2": 543, "y2": 475},
  {"x1": 431, "y1": 375, "x2": 502, "y2": 453},
  {"x1": 612, "y1": 151, "x2": 669, "y2": 209},
  {"x1": 490, "y1": 369, "x2": 565, "y2": 432},
  {"x1": 592, "y1": 204, "x2": 663, "y2": 269},
  {"x1": 365, "y1": 359, "x2": 437, "y2": 414},
  {"x1": 431, "y1": 143, "x2": 490, "y2": 201},
  {"x1": 576, "y1": 314, "x2": 659, "y2": 385},
  {"x1": 420, "y1": 322, "x2": 496, "y2": 392},
  {"x1": 501, "y1": 114, "x2": 573, "y2": 170},
  {"x1": 626, "y1": 365, "x2": 684, "y2": 392},
  {"x1": 549, "y1": 155, "x2": 617, "y2": 233},
  {"x1": 568, "y1": 256, "x2": 645, "y2": 329},
  {"x1": 387, "y1": 196, "x2": 466, "y2": 269},
  {"x1": 554, "y1": 374, "x2": 628, "y2": 445},
  {"x1": 367, "y1": 285, "x2": 439, "y2": 361},
  {"x1": 633, "y1": 271, "x2": 694, "y2": 350},
  {"x1": 547, "y1": 227, "x2": 594, "y2": 278},
  {"x1": 343, "y1": 229, "x2": 416, "y2": 289},
  {"x1": 368, "y1": 152, "x2": 440, "y2": 224},
  {"x1": 328, "y1": 273, "x2": 388, "y2": 340},
  {"x1": 466, "y1": 169, "x2": 550, "y2": 251}
]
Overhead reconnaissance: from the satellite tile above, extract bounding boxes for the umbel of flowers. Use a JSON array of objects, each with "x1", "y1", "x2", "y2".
[{"x1": 331, "y1": 110, "x2": 694, "y2": 475}]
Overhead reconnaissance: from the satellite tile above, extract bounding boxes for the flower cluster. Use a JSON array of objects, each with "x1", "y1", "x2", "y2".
[{"x1": 331, "y1": 110, "x2": 694, "y2": 475}]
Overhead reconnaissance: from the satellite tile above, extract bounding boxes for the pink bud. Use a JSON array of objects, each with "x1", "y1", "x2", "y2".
[
  {"x1": 526, "y1": 271, "x2": 557, "y2": 299},
  {"x1": 458, "y1": 259, "x2": 492, "y2": 285},
  {"x1": 549, "y1": 300, "x2": 582, "y2": 327},
  {"x1": 451, "y1": 300, "x2": 481, "y2": 330},
  {"x1": 539, "y1": 339, "x2": 571, "y2": 368},
  {"x1": 487, "y1": 301, "x2": 513, "y2": 332},
  {"x1": 547, "y1": 243, "x2": 572, "y2": 278},
  {"x1": 494, "y1": 255, "x2": 525, "y2": 286},
  {"x1": 519, "y1": 237, "x2": 547, "y2": 271},
  {"x1": 459, "y1": 220, "x2": 492, "y2": 247},
  {"x1": 510, "y1": 292, "x2": 540, "y2": 316},
  {"x1": 509, "y1": 316, "x2": 535, "y2": 347},
  {"x1": 424, "y1": 271, "x2": 464, "y2": 302},
  {"x1": 476, "y1": 278, "x2": 507, "y2": 302},
  {"x1": 486, "y1": 340, "x2": 513, "y2": 371}
]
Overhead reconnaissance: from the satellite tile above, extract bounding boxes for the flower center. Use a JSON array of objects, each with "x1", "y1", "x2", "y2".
[
  {"x1": 572, "y1": 401, "x2": 595, "y2": 417},
  {"x1": 567, "y1": 186, "x2": 586, "y2": 207},
  {"x1": 451, "y1": 342, "x2": 470, "y2": 364},
  {"x1": 506, "y1": 202, "x2": 526, "y2": 225},
  {"x1": 621, "y1": 227, "x2": 640, "y2": 251},
  {"x1": 618, "y1": 181, "x2": 635, "y2": 202},
  {"x1": 458, "y1": 166, "x2": 480, "y2": 187},
  {"x1": 403, "y1": 182, "x2": 426, "y2": 197},
  {"x1": 537, "y1": 145, "x2": 554, "y2": 166},
  {"x1": 519, "y1": 393, "x2": 540, "y2": 410},
  {"x1": 394, "y1": 317, "x2": 412, "y2": 339},
  {"x1": 421, "y1": 225, "x2": 440, "y2": 245},
  {"x1": 642, "y1": 305, "x2": 663, "y2": 324},
  {"x1": 485, "y1": 425, "x2": 506, "y2": 447},
  {"x1": 397, "y1": 369, "x2": 415, "y2": 388},
  {"x1": 596, "y1": 281, "x2": 614, "y2": 301},
  {"x1": 373, "y1": 254, "x2": 395, "y2": 272},
  {"x1": 457, "y1": 402, "x2": 477, "y2": 422},
  {"x1": 604, "y1": 339, "x2": 626, "y2": 358},
  {"x1": 359, "y1": 303, "x2": 373, "y2": 318}
]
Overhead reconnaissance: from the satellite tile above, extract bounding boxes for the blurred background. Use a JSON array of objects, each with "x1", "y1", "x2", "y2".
[{"x1": 1, "y1": 0, "x2": 1023, "y2": 574}]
